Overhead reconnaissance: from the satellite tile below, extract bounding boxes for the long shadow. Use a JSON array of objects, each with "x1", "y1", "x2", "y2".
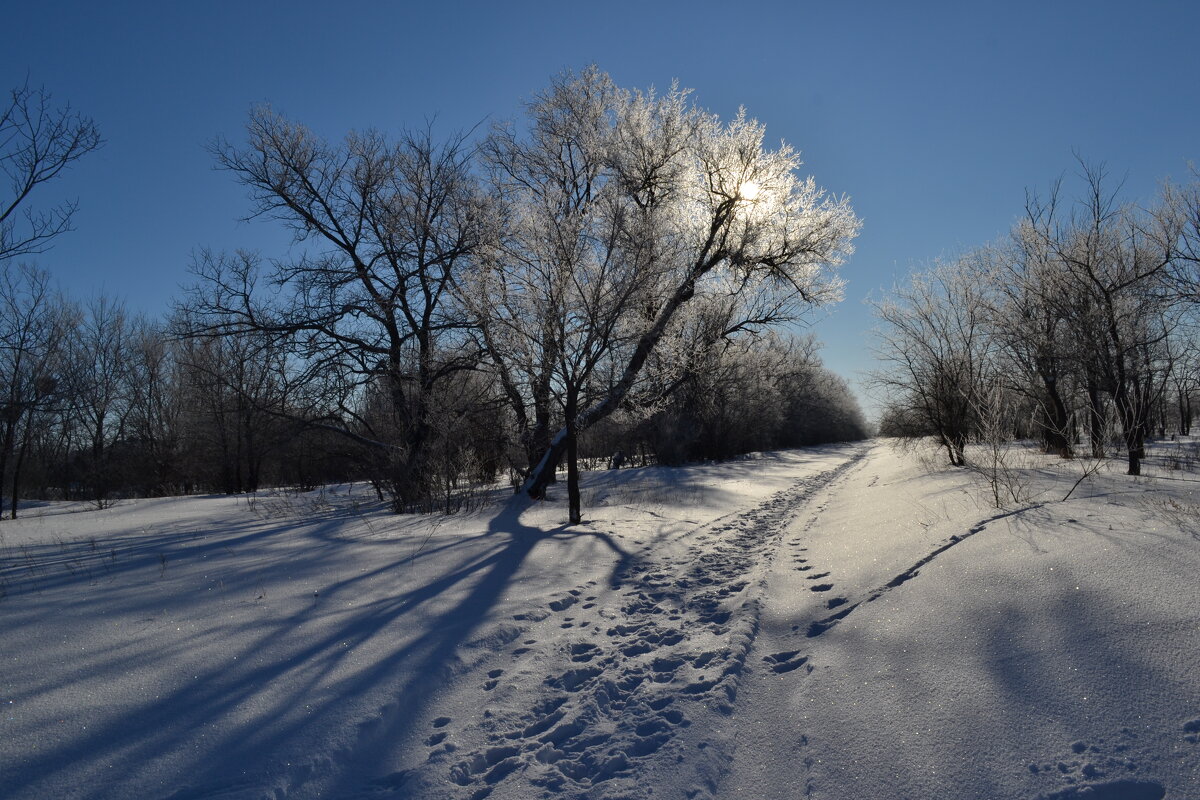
[
  {"x1": 3, "y1": 445, "x2": 859, "y2": 797},
  {"x1": 1, "y1": 494, "x2": 633, "y2": 799},
  {"x1": 794, "y1": 500, "x2": 1196, "y2": 799},
  {"x1": 800, "y1": 564, "x2": 1183, "y2": 798}
]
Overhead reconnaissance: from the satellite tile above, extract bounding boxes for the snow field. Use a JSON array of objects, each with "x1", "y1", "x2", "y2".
[
  {"x1": 781, "y1": 443, "x2": 1200, "y2": 800},
  {"x1": 2, "y1": 440, "x2": 1198, "y2": 799}
]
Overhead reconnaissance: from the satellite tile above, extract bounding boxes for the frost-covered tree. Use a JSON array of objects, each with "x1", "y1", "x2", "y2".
[
  {"x1": 468, "y1": 68, "x2": 650, "y2": 522},
  {"x1": 647, "y1": 332, "x2": 867, "y2": 462},
  {"x1": 1023, "y1": 164, "x2": 1178, "y2": 474},
  {"x1": 977, "y1": 226, "x2": 1081, "y2": 457},
  {"x1": 471, "y1": 69, "x2": 859, "y2": 513},
  {"x1": 1161, "y1": 171, "x2": 1200, "y2": 302},
  {"x1": 877, "y1": 162, "x2": 1188, "y2": 476},
  {"x1": 872, "y1": 258, "x2": 995, "y2": 467}
]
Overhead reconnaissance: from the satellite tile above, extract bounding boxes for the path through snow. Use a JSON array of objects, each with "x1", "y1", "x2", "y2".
[
  {"x1": 352, "y1": 447, "x2": 868, "y2": 799},
  {"x1": 721, "y1": 445, "x2": 872, "y2": 799}
]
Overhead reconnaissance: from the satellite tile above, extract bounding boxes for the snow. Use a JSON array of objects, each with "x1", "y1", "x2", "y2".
[{"x1": 1, "y1": 441, "x2": 1198, "y2": 799}]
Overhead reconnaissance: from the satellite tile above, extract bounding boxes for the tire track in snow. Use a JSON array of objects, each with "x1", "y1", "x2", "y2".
[{"x1": 371, "y1": 449, "x2": 866, "y2": 800}]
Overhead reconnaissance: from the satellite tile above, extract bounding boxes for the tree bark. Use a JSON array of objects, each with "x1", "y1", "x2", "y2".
[
  {"x1": 1039, "y1": 377, "x2": 1073, "y2": 458},
  {"x1": 1086, "y1": 378, "x2": 1106, "y2": 458},
  {"x1": 1181, "y1": 389, "x2": 1192, "y2": 436},
  {"x1": 9, "y1": 415, "x2": 35, "y2": 519},
  {"x1": 566, "y1": 388, "x2": 581, "y2": 525}
]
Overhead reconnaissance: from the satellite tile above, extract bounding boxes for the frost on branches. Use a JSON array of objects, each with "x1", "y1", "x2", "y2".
[{"x1": 463, "y1": 68, "x2": 860, "y2": 515}]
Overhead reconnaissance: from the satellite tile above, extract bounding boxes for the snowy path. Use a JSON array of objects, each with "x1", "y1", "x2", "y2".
[
  {"x1": 361, "y1": 446, "x2": 869, "y2": 800},
  {"x1": 717, "y1": 440, "x2": 991, "y2": 797},
  {"x1": 720, "y1": 445, "x2": 873, "y2": 799}
]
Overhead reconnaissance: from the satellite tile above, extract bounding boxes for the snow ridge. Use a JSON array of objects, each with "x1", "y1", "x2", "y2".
[{"x1": 806, "y1": 502, "x2": 1044, "y2": 638}]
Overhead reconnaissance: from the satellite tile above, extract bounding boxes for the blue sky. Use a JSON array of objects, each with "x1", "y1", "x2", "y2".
[{"x1": 3, "y1": 0, "x2": 1198, "y2": 416}]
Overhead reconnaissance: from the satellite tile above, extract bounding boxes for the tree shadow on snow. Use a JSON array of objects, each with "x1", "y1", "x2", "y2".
[
  {"x1": 0, "y1": 494, "x2": 634, "y2": 799},
  {"x1": 802, "y1": 517, "x2": 1187, "y2": 799}
]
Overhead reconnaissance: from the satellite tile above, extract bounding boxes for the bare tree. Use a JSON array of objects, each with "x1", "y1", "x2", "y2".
[
  {"x1": 1161, "y1": 170, "x2": 1200, "y2": 302},
  {"x1": 188, "y1": 111, "x2": 484, "y2": 508},
  {"x1": 123, "y1": 319, "x2": 186, "y2": 495},
  {"x1": 1, "y1": 82, "x2": 102, "y2": 262},
  {"x1": 872, "y1": 257, "x2": 994, "y2": 466},
  {"x1": 982, "y1": 228, "x2": 1078, "y2": 457},
  {"x1": 61, "y1": 295, "x2": 134, "y2": 504},
  {"x1": 1024, "y1": 163, "x2": 1178, "y2": 475},
  {"x1": 1165, "y1": 326, "x2": 1199, "y2": 435},
  {"x1": 173, "y1": 315, "x2": 295, "y2": 495},
  {"x1": 0, "y1": 264, "x2": 74, "y2": 517}
]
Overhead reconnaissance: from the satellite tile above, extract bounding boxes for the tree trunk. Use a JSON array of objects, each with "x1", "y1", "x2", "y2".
[
  {"x1": 1040, "y1": 381, "x2": 1073, "y2": 458},
  {"x1": 0, "y1": 417, "x2": 14, "y2": 513},
  {"x1": 1114, "y1": 386, "x2": 1145, "y2": 477},
  {"x1": 523, "y1": 272, "x2": 710, "y2": 499},
  {"x1": 566, "y1": 388, "x2": 581, "y2": 525},
  {"x1": 1086, "y1": 379, "x2": 1106, "y2": 458},
  {"x1": 941, "y1": 435, "x2": 956, "y2": 466},
  {"x1": 951, "y1": 434, "x2": 967, "y2": 467},
  {"x1": 9, "y1": 417, "x2": 35, "y2": 519}
]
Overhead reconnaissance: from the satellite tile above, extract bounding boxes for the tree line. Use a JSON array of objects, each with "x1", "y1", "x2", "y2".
[
  {"x1": 874, "y1": 160, "x2": 1200, "y2": 475},
  {"x1": 2, "y1": 69, "x2": 868, "y2": 519}
]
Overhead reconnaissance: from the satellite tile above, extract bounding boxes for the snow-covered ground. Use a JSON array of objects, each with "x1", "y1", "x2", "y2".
[{"x1": 1, "y1": 440, "x2": 1198, "y2": 799}]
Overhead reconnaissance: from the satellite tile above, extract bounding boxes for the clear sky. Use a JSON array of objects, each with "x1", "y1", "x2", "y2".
[{"x1": 4, "y1": 0, "x2": 1198, "y2": 417}]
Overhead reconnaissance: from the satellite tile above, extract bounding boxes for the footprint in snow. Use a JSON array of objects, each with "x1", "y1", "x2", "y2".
[
  {"x1": 568, "y1": 643, "x2": 600, "y2": 663},
  {"x1": 544, "y1": 665, "x2": 601, "y2": 692},
  {"x1": 810, "y1": 583, "x2": 834, "y2": 592},
  {"x1": 762, "y1": 650, "x2": 809, "y2": 674},
  {"x1": 549, "y1": 595, "x2": 577, "y2": 612},
  {"x1": 1033, "y1": 780, "x2": 1164, "y2": 800},
  {"x1": 1030, "y1": 734, "x2": 1164, "y2": 800}
]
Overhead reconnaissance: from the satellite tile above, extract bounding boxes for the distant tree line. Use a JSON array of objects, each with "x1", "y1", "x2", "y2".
[
  {"x1": 874, "y1": 160, "x2": 1200, "y2": 475},
  {"x1": 2, "y1": 69, "x2": 869, "y2": 519}
]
